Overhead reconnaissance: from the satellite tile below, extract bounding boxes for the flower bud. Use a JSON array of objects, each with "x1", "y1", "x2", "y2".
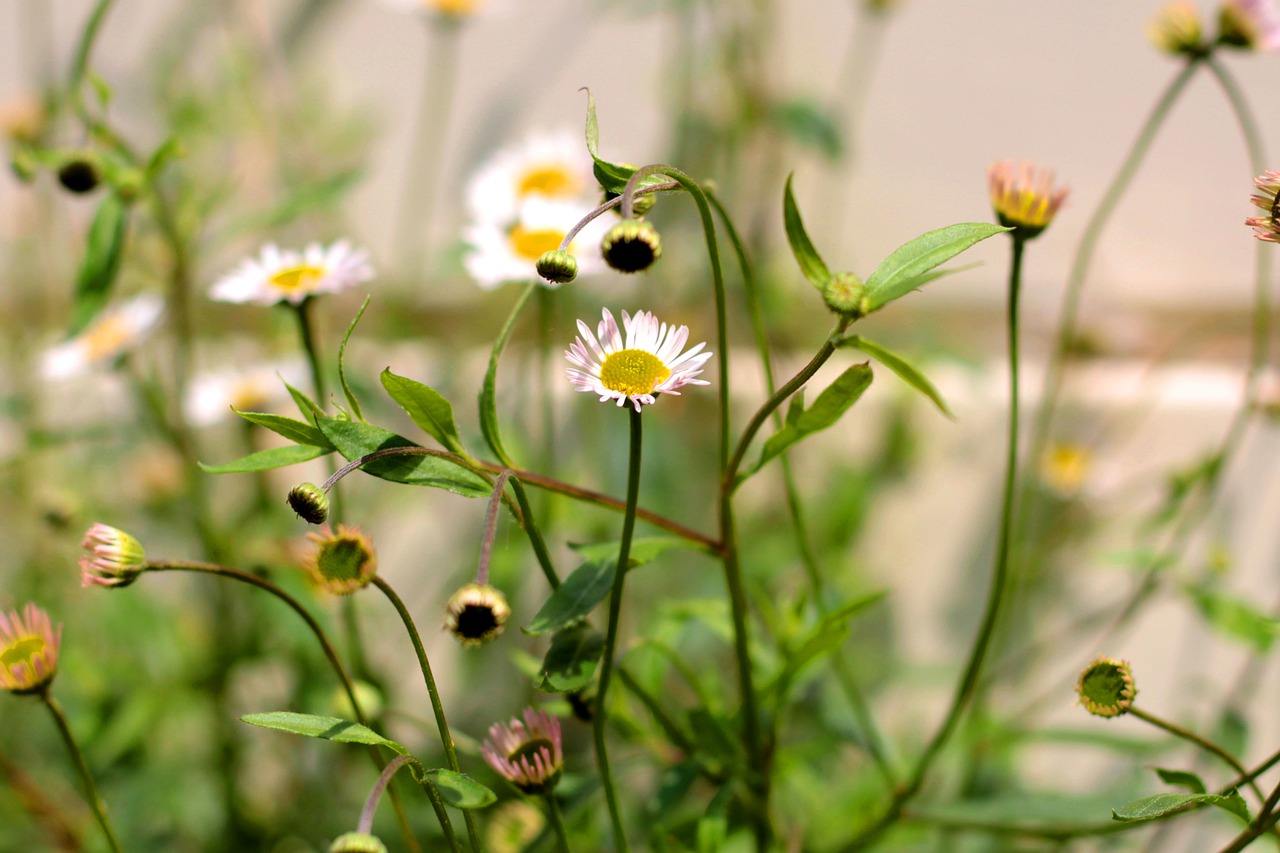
[
  {"x1": 601, "y1": 220, "x2": 662, "y2": 273},
  {"x1": 79, "y1": 523, "x2": 147, "y2": 588},
  {"x1": 305, "y1": 526, "x2": 377, "y2": 596},
  {"x1": 57, "y1": 155, "x2": 100, "y2": 194},
  {"x1": 1076, "y1": 657, "x2": 1136, "y2": 718},
  {"x1": 821, "y1": 272, "x2": 867, "y2": 317},
  {"x1": 328, "y1": 832, "x2": 388, "y2": 853},
  {"x1": 0, "y1": 604, "x2": 61, "y2": 695},
  {"x1": 444, "y1": 583, "x2": 511, "y2": 647},
  {"x1": 535, "y1": 249, "x2": 578, "y2": 285},
  {"x1": 287, "y1": 482, "x2": 330, "y2": 525},
  {"x1": 1148, "y1": 1, "x2": 1205, "y2": 55}
]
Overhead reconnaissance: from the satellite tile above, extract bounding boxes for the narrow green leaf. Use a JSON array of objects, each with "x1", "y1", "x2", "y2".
[
  {"x1": 70, "y1": 193, "x2": 130, "y2": 335},
  {"x1": 1112, "y1": 790, "x2": 1249, "y2": 824},
  {"x1": 1154, "y1": 768, "x2": 1206, "y2": 795},
  {"x1": 144, "y1": 136, "x2": 183, "y2": 181},
  {"x1": 199, "y1": 443, "x2": 329, "y2": 474},
  {"x1": 1183, "y1": 584, "x2": 1279, "y2": 653},
  {"x1": 316, "y1": 417, "x2": 489, "y2": 497},
  {"x1": 285, "y1": 380, "x2": 324, "y2": 424},
  {"x1": 524, "y1": 558, "x2": 616, "y2": 637},
  {"x1": 836, "y1": 335, "x2": 953, "y2": 418},
  {"x1": 381, "y1": 369, "x2": 466, "y2": 455},
  {"x1": 424, "y1": 769, "x2": 496, "y2": 809},
  {"x1": 752, "y1": 365, "x2": 873, "y2": 474},
  {"x1": 479, "y1": 283, "x2": 535, "y2": 466},
  {"x1": 233, "y1": 410, "x2": 334, "y2": 448},
  {"x1": 569, "y1": 537, "x2": 689, "y2": 567},
  {"x1": 240, "y1": 712, "x2": 408, "y2": 754},
  {"x1": 785, "y1": 592, "x2": 887, "y2": 675},
  {"x1": 337, "y1": 296, "x2": 370, "y2": 423},
  {"x1": 782, "y1": 174, "x2": 831, "y2": 290},
  {"x1": 582, "y1": 87, "x2": 638, "y2": 194},
  {"x1": 537, "y1": 623, "x2": 605, "y2": 692},
  {"x1": 862, "y1": 222, "x2": 1009, "y2": 312}
]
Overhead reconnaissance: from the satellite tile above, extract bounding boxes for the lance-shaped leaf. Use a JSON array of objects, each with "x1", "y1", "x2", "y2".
[
  {"x1": 200, "y1": 443, "x2": 330, "y2": 474},
  {"x1": 381, "y1": 369, "x2": 466, "y2": 455},
  {"x1": 71, "y1": 192, "x2": 130, "y2": 335},
  {"x1": 1154, "y1": 768, "x2": 1206, "y2": 795},
  {"x1": 337, "y1": 296, "x2": 369, "y2": 422},
  {"x1": 1183, "y1": 583, "x2": 1280, "y2": 653},
  {"x1": 583, "y1": 88, "x2": 638, "y2": 194},
  {"x1": 424, "y1": 770, "x2": 496, "y2": 809},
  {"x1": 317, "y1": 417, "x2": 490, "y2": 498},
  {"x1": 241, "y1": 712, "x2": 409, "y2": 754},
  {"x1": 783, "y1": 174, "x2": 831, "y2": 291},
  {"x1": 285, "y1": 380, "x2": 325, "y2": 425},
  {"x1": 538, "y1": 623, "x2": 605, "y2": 693},
  {"x1": 748, "y1": 364, "x2": 873, "y2": 478},
  {"x1": 1112, "y1": 789, "x2": 1249, "y2": 824},
  {"x1": 862, "y1": 222, "x2": 1009, "y2": 313},
  {"x1": 836, "y1": 335, "x2": 953, "y2": 419},
  {"x1": 233, "y1": 410, "x2": 334, "y2": 448}
]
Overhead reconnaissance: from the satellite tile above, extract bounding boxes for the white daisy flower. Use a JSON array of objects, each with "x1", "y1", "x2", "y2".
[
  {"x1": 464, "y1": 197, "x2": 604, "y2": 289},
  {"x1": 467, "y1": 130, "x2": 595, "y2": 225},
  {"x1": 381, "y1": 0, "x2": 486, "y2": 19},
  {"x1": 210, "y1": 240, "x2": 374, "y2": 306},
  {"x1": 565, "y1": 309, "x2": 712, "y2": 411},
  {"x1": 41, "y1": 293, "x2": 164, "y2": 379},
  {"x1": 183, "y1": 358, "x2": 308, "y2": 427}
]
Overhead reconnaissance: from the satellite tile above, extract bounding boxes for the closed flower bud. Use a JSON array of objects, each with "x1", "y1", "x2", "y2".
[
  {"x1": 79, "y1": 523, "x2": 147, "y2": 588},
  {"x1": 445, "y1": 583, "x2": 511, "y2": 647},
  {"x1": 822, "y1": 272, "x2": 867, "y2": 317},
  {"x1": 287, "y1": 482, "x2": 330, "y2": 525},
  {"x1": 1148, "y1": 1, "x2": 1206, "y2": 55},
  {"x1": 328, "y1": 832, "x2": 388, "y2": 853},
  {"x1": 305, "y1": 526, "x2": 377, "y2": 596},
  {"x1": 0, "y1": 604, "x2": 61, "y2": 695},
  {"x1": 57, "y1": 155, "x2": 100, "y2": 194},
  {"x1": 988, "y1": 161, "x2": 1069, "y2": 240},
  {"x1": 601, "y1": 220, "x2": 662, "y2": 273},
  {"x1": 535, "y1": 249, "x2": 579, "y2": 285},
  {"x1": 1076, "y1": 657, "x2": 1137, "y2": 718}
]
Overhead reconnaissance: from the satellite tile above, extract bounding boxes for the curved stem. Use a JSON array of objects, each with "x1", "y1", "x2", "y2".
[
  {"x1": 357, "y1": 754, "x2": 416, "y2": 834},
  {"x1": 475, "y1": 470, "x2": 512, "y2": 586},
  {"x1": 593, "y1": 406, "x2": 642, "y2": 853},
  {"x1": 482, "y1": 281, "x2": 537, "y2": 467},
  {"x1": 41, "y1": 693, "x2": 124, "y2": 853},
  {"x1": 68, "y1": 0, "x2": 117, "y2": 117},
  {"x1": 545, "y1": 793, "x2": 572, "y2": 853},
  {"x1": 1129, "y1": 706, "x2": 1264, "y2": 805}
]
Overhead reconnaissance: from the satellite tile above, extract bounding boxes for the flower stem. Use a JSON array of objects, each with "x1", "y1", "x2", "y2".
[
  {"x1": 373, "y1": 576, "x2": 483, "y2": 853},
  {"x1": 41, "y1": 693, "x2": 124, "y2": 853},
  {"x1": 294, "y1": 297, "x2": 327, "y2": 405},
  {"x1": 1128, "y1": 706, "x2": 1264, "y2": 805},
  {"x1": 475, "y1": 470, "x2": 512, "y2": 586},
  {"x1": 545, "y1": 793, "x2": 572, "y2": 853},
  {"x1": 593, "y1": 405, "x2": 642, "y2": 853},
  {"x1": 482, "y1": 281, "x2": 537, "y2": 467},
  {"x1": 358, "y1": 754, "x2": 416, "y2": 835}
]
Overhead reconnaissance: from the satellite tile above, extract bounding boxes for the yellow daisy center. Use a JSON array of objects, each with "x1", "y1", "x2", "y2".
[
  {"x1": 84, "y1": 316, "x2": 134, "y2": 361},
  {"x1": 508, "y1": 226, "x2": 566, "y2": 261},
  {"x1": 600, "y1": 349, "x2": 671, "y2": 397},
  {"x1": 268, "y1": 264, "x2": 326, "y2": 293},
  {"x1": 1041, "y1": 443, "x2": 1090, "y2": 493},
  {"x1": 428, "y1": 0, "x2": 478, "y2": 14},
  {"x1": 228, "y1": 378, "x2": 272, "y2": 412},
  {"x1": 517, "y1": 164, "x2": 578, "y2": 198},
  {"x1": 0, "y1": 635, "x2": 45, "y2": 670}
]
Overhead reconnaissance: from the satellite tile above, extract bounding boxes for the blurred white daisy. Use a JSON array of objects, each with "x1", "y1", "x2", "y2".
[
  {"x1": 41, "y1": 293, "x2": 164, "y2": 379},
  {"x1": 210, "y1": 240, "x2": 373, "y2": 306},
  {"x1": 467, "y1": 131, "x2": 595, "y2": 225},
  {"x1": 183, "y1": 358, "x2": 308, "y2": 427},
  {"x1": 565, "y1": 309, "x2": 712, "y2": 411},
  {"x1": 464, "y1": 197, "x2": 604, "y2": 289},
  {"x1": 381, "y1": 0, "x2": 486, "y2": 19}
]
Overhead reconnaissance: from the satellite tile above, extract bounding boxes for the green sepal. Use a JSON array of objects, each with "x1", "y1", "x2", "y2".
[
  {"x1": 381, "y1": 369, "x2": 467, "y2": 456},
  {"x1": 240, "y1": 712, "x2": 409, "y2": 754},
  {"x1": 835, "y1": 335, "x2": 953, "y2": 418},
  {"x1": 782, "y1": 174, "x2": 831, "y2": 291},
  {"x1": 316, "y1": 417, "x2": 489, "y2": 497},
  {"x1": 70, "y1": 192, "x2": 130, "y2": 335},
  {"x1": 424, "y1": 770, "x2": 496, "y2": 810},
  {"x1": 1111, "y1": 789, "x2": 1249, "y2": 824},
  {"x1": 232, "y1": 410, "x2": 334, "y2": 448},
  {"x1": 862, "y1": 222, "x2": 1009, "y2": 313},
  {"x1": 199, "y1": 443, "x2": 330, "y2": 474},
  {"x1": 537, "y1": 623, "x2": 605, "y2": 693}
]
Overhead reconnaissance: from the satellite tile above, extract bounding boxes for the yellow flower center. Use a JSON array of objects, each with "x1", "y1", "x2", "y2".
[
  {"x1": 517, "y1": 165, "x2": 578, "y2": 198},
  {"x1": 600, "y1": 349, "x2": 670, "y2": 397},
  {"x1": 84, "y1": 316, "x2": 134, "y2": 362},
  {"x1": 427, "y1": 0, "x2": 478, "y2": 14},
  {"x1": 508, "y1": 226, "x2": 566, "y2": 261},
  {"x1": 228, "y1": 378, "x2": 273, "y2": 412},
  {"x1": 0, "y1": 636, "x2": 45, "y2": 670},
  {"x1": 1041, "y1": 443, "x2": 1090, "y2": 494},
  {"x1": 268, "y1": 264, "x2": 325, "y2": 293}
]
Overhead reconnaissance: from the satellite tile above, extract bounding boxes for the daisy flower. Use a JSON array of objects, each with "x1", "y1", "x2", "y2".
[
  {"x1": 80, "y1": 523, "x2": 147, "y2": 588},
  {"x1": 566, "y1": 309, "x2": 712, "y2": 411},
  {"x1": 467, "y1": 130, "x2": 595, "y2": 225},
  {"x1": 464, "y1": 197, "x2": 604, "y2": 289},
  {"x1": 41, "y1": 293, "x2": 163, "y2": 379},
  {"x1": 481, "y1": 707, "x2": 563, "y2": 795},
  {"x1": 0, "y1": 603, "x2": 61, "y2": 695},
  {"x1": 381, "y1": 0, "x2": 485, "y2": 20},
  {"x1": 210, "y1": 240, "x2": 373, "y2": 306},
  {"x1": 987, "y1": 161, "x2": 1069, "y2": 239},
  {"x1": 183, "y1": 358, "x2": 307, "y2": 427},
  {"x1": 1246, "y1": 170, "x2": 1280, "y2": 242}
]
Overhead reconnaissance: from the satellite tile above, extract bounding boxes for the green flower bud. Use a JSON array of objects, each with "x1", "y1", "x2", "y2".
[
  {"x1": 57, "y1": 155, "x2": 100, "y2": 194},
  {"x1": 601, "y1": 220, "x2": 662, "y2": 273},
  {"x1": 821, "y1": 272, "x2": 867, "y2": 317},
  {"x1": 287, "y1": 482, "x2": 330, "y2": 525},
  {"x1": 328, "y1": 832, "x2": 388, "y2": 853},
  {"x1": 1076, "y1": 657, "x2": 1136, "y2": 718},
  {"x1": 535, "y1": 249, "x2": 578, "y2": 285}
]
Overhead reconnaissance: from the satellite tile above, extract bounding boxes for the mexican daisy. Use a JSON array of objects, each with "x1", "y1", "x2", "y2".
[
  {"x1": 467, "y1": 130, "x2": 594, "y2": 225},
  {"x1": 481, "y1": 707, "x2": 563, "y2": 795},
  {"x1": 0, "y1": 603, "x2": 61, "y2": 695},
  {"x1": 41, "y1": 293, "x2": 163, "y2": 379},
  {"x1": 988, "y1": 161, "x2": 1069, "y2": 240},
  {"x1": 1246, "y1": 170, "x2": 1280, "y2": 242},
  {"x1": 566, "y1": 309, "x2": 712, "y2": 411},
  {"x1": 210, "y1": 240, "x2": 373, "y2": 306},
  {"x1": 464, "y1": 197, "x2": 604, "y2": 289}
]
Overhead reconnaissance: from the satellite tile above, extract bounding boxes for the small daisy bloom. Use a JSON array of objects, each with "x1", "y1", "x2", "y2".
[
  {"x1": 210, "y1": 240, "x2": 373, "y2": 306},
  {"x1": 183, "y1": 359, "x2": 307, "y2": 427},
  {"x1": 566, "y1": 309, "x2": 712, "y2": 411},
  {"x1": 381, "y1": 0, "x2": 485, "y2": 21},
  {"x1": 467, "y1": 130, "x2": 595, "y2": 225},
  {"x1": 1220, "y1": 0, "x2": 1280, "y2": 49},
  {"x1": 481, "y1": 707, "x2": 563, "y2": 795},
  {"x1": 464, "y1": 198, "x2": 604, "y2": 289},
  {"x1": 80, "y1": 523, "x2": 147, "y2": 588},
  {"x1": 988, "y1": 161, "x2": 1069, "y2": 239},
  {"x1": 41, "y1": 293, "x2": 164, "y2": 379},
  {"x1": 0, "y1": 603, "x2": 61, "y2": 695},
  {"x1": 1246, "y1": 170, "x2": 1280, "y2": 242}
]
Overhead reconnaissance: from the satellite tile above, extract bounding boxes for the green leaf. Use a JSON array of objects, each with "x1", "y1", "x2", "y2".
[
  {"x1": 381, "y1": 369, "x2": 466, "y2": 455},
  {"x1": 782, "y1": 174, "x2": 830, "y2": 291},
  {"x1": 750, "y1": 364, "x2": 873, "y2": 476},
  {"x1": 316, "y1": 417, "x2": 490, "y2": 497},
  {"x1": 569, "y1": 537, "x2": 690, "y2": 566},
  {"x1": 424, "y1": 769, "x2": 496, "y2": 809},
  {"x1": 836, "y1": 335, "x2": 953, "y2": 418},
  {"x1": 1183, "y1": 584, "x2": 1279, "y2": 653},
  {"x1": 537, "y1": 623, "x2": 605, "y2": 692},
  {"x1": 144, "y1": 136, "x2": 184, "y2": 181},
  {"x1": 582, "y1": 87, "x2": 638, "y2": 194},
  {"x1": 70, "y1": 193, "x2": 130, "y2": 335},
  {"x1": 770, "y1": 98, "x2": 842, "y2": 161},
  {"x1": 862, "y1": 222, "x2": 1009, "y2": 313},
  {"x1": 1112, "y1": 790, "x2": 1249, "y2": 824},
  {"x1": 478, "y1": 283, "x2": 535, "y2": 466},
  {"x1": 525, "y1": 558, "x2": 617, "y2": 637},
  {"x1": 687, "y1": 708, "x2": 745, "y2": 771},
  {"x1": 233, "y1": 410, "x2": 334, "y2": 448},
  {"x1": 785, "y1": 592, "x2": 887, "y2": 675},
  {"x1": 199, "y1": 443, "x2": 330, "y2": 474},
  {"x1": 337, "y1": 296, "x2": 369, "y2": 422},
  {"x1": 240, "y1": 712, "x2": 408, "y2": 754},
  {"x1": 1154, "y1": 768, "x2": 1206, "y2": 795},
  {"x1": 285, "y1": 380, "x2": 324, "y2": 424}
]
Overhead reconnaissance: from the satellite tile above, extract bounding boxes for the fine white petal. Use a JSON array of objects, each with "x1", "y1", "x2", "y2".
[{"x1": 209, "y1": 240, "x2": 374, "y2": 306}]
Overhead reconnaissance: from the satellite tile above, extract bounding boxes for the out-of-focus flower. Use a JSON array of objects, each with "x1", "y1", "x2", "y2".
[
  {"x1": 305, "y1": 526, "x2": 378, "y2": 595},
  {"x1": 1040, "y1": 443, "x2": 1092, "y2": 497},
  {"x1": 1075, "y1": 657, "x2": 1136, "y2": 718},
  {"x1": 327, "y1": 832, "x2": 387, "y2": 853},
  {"x1": 80, "y1": 524, "x2": 147, "y2": 588},
  {"x1": 566, "y1": 309, "x2": 712, "y2": 412},
  {"x1": 486, "y1": 800, "x2": 544, "y2": 853},
  {"x1": 481, "y1": 707, "x2": 563, "y2": 795},
  {"x1": 1218, "y1": 0, "x2": 1280, "y2": 48},
  {"x1": 1148, "y1": 1, "x2": 1206, "y2": 55},
  {"x1": 1246, "y1": 170, "x2": 1280, "y2": 242},
  {"x1": 41, "y1": 293, "x2": 164, "y2": 379},
  {"x1": 467, "y1": 131, "x2": 594, "y2": 225},
  {"x1": 0, "y1": 604, "x2": 61, "y2": 695},
  {"x1": 464, "y1": 198, "x2": 602, "y2": 289},
  {"x1": 444, "y1": 583, "x2": 510, "y2": 647},
  {"x1": 381, "y1": 0, "x2": 484, "y2": 21},
  {"x1": 0, "y1": 94, "x2": 47, "y2": 143},
  {"x1": 210, "y1": 241, "x2": 373, "y2": 306},
  {"x1": 183, "y1": 359, "x2": 307, "y2": 427},
  {"x1": 987, "y1": 161, "x2": 1069, "y2": 239}
]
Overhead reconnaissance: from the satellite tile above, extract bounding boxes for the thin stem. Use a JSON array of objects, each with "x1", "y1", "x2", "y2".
[
  {"x1": 508, "y1": 475, "x2": 561, "y2": 589},
  {"x1": 545, "y1": 793, "x2": 572, "y2": 853},
  {"x1": 357, "y1": 754, "x2": 416, "y2": 834},
  {"x1": 482, "y1": 281, "x2": 537, "y2": 467},
  {"x1": 1129, "y1": 706, "x2": 1264, "y2": 805},
  {"x1": 294, "y1": 298, "x2": 327, "y2": 406},
  {"x1": 475, "y1": 470, "x2": 512, "y2": 586},
  {"x1": 68, "y1": 0, "x2": 117, "y2": 118},
  {"x1": 1218, "y1": 781, "x2": 1280, "y2": 853},
  {"x1": 593, "y1": 406, "x2": 642, "y2": 853},
  {"x1": 373, "y1": 576, "x2": 483, "y2": 853},
  {"x1": 41, "y1": 694, "x2": 123, "y2": 853}
]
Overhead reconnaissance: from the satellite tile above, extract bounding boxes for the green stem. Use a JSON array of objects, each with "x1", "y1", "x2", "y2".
[
  {"x1": 41, "y1": 693, "x2": 123, "y2": 853},
  {"x1": 1129, "y1": 706, "x2": 1264, "y2": 806},
  {"x1": 545, "y1": 793, "x2": 572, "y2": 853},
  {"x1": 68, "y1": 0, "x2": 117, "y2": 117},
  {"x1": 294, "y1": 298, "x2": 327, "y2": 406},
  {"x1": 508, "y1": 475, "x2": 561, "y2": 589},
  {"x1": 593, "y1": 406, "x2": 642, "y2": 853},
  {"x1": 373, "y1": 576, "x2": 482, "y2": 853},
  {"x1": 1217, "y1": 781, "x2": 1280, "y2": 853},
  {"x1": 482, "y1": 281, "x2": 538, "y2": 467}
]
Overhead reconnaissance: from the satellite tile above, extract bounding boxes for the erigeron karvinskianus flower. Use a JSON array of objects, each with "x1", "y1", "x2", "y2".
[
  {"x1": 1148, "y1": 1, "x2": 1205, "y2": 55},
  {"x1": 464, "y1": 197, "x2": 604, "y2": 289},
  {"x1": 41, "y1": 293, "x2": 164, "y2": 380},
  {"x1": 1075, "y1": 657, "x2": 1137, "y2": 719},
  {"x1": 0, "y1": 604, "x2": 61, "y2": 695},
  {"x1": 305, "y1": 525, "x2": 378, "y2": 595},
  {"x1": 988, "y1": 161, "x2": 1069, "y2": 240},
  {"x1": 566, "y1": 309, "x2": 712, "y2": 412},
  {"x1": 481, "y1": 707, "x2": 563, "y2": 795},
  {"x1": 80, "y1": 524, "x2": 147, "y2": 588},
  {"x1": 210, "y1": 241, "x2": 373, "y2": 306},
  {"x1": 444, "y1": 583, "x2": 511, "y2": 647},
  {"x1": 467, "y1": 130, "x2": 594, "y2": 225},
  {"x1": 1246, "y1": 170, "x2": 1280, "y2": 242},
  {"x1": 183, "y1": 358, "x2": 307, "y2": 427},
  {"x1": 1218, "y1": 0, "x2": 1280, "y2": 49}
]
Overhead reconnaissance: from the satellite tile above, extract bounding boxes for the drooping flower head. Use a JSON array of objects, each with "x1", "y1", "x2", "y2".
[
  {"x1": 1148, "y1": 1, "x2": 1206, "y2": 55},
  {"x1": 444, "y1": 583, "x2": 511, "y2": 647},
  {"x1": 1246, "y1": 170, "x2": 1280, "y2": 242},
  {"x1": 1075, "y1": 657, "x2": 1137, "y2": 718},
  {"x1": 987, "y1": 161, "x2": 1069, "y2": 240},
  {"x1": 481, "y1": 707, "x2": 563, "y2": 795},
  {"x1": 1218, "y1": 0, "x2": 1280, "y2": 49},
  {"x1": 464, "y1": 198, "x2": 603, "y2": 289},
  {"x1": 80, "y1": 523, "x2": 147, "y2": 588},
  {"x1": 566, "y1": 309, "x2": 712, "y2": 412},
  {"x1": 0, "y1": 604, "x2": 61, "y2": 695},
  {"x1": 210, "y1": 241, "x2": 373, "y2": 306},
  {"x1": 41, "y1": 293, "x2": 163, "y2": 379},
  {"x1": 305, "y1": 525, "x2": 378, "y2": 595}
]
